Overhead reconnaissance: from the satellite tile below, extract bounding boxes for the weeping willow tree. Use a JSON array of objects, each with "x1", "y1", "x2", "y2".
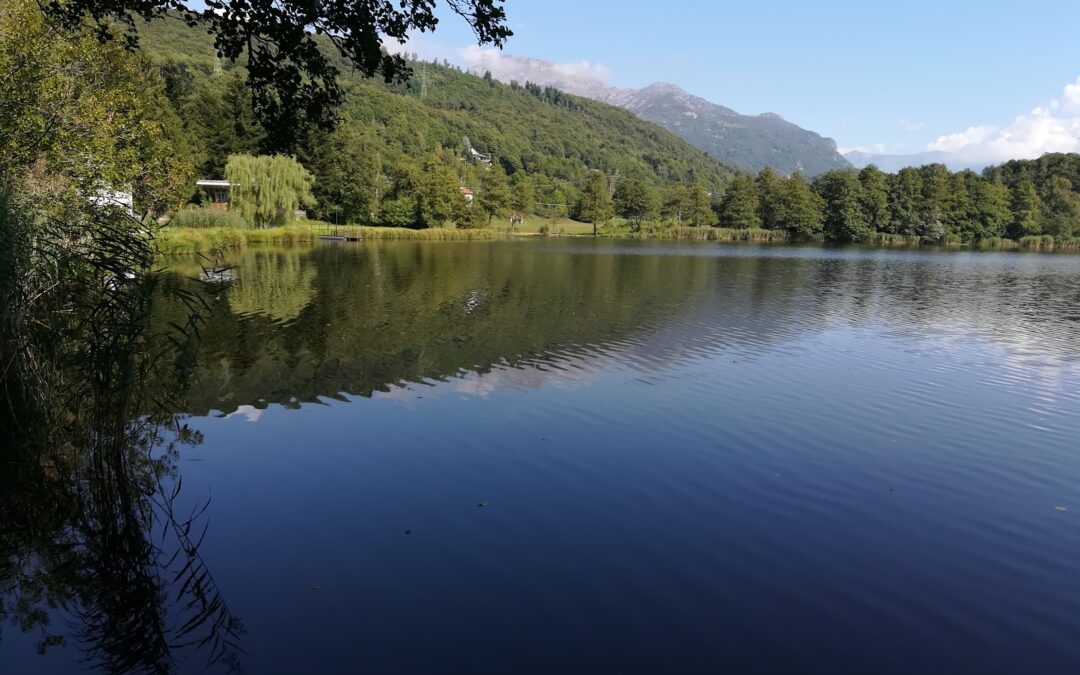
[{"x1": 224, "y1": 154, "x2": 315, "y2": 228}]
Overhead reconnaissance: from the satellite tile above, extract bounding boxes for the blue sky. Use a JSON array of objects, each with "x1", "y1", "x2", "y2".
[{"x1": 405, "y1": 0, "x2": 1080, "y2": 160}]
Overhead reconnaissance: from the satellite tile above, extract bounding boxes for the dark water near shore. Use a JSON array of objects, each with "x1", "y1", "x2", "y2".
[{"x1": 5, "y1": 240, "x2": 1080, "y2": 673}]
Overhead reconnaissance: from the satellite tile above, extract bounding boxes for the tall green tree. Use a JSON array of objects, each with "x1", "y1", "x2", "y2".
[
  {"x1": 662, "y1": 185, "x2": 693, "y2": 224},
  {"x1": 300, "y1": 125, "x2": 379, "y2": 224},
  {"x1": 858, "y1": 165, "x2": 890, "y2": 233},
  {"x1": 579, "y1": 171, "x2": 614, "y2": 237},
  {"x1": 918, "y1": 163, "x2": 951, "y2": 240},
  {"x1": 775, "y1": 173, "x2": 824, "y2": 238},
  {"x1": 718, "y1": 176, "x2": 762, "y2": 229},
  {"x1": 687, "y1": 183, "x2": 717, "y2": 227},
  {"x1": 1009, "y1": 180, "x2": 1043, "y2": 238},
  {"x1": 614, "y1": 178, "x2": 660, "y2": 230},
  {"x1": 417, "y1": 154, "x2": 461, "y2": 227},
  {"x1": 1042, "y1": 176, "x2": 1080, "y2": 239},
  {"x1": 756, "y1": 167, "x2": 783, "y2": 229},
  {"x1": 477, "y1": 163, "x2": 512, "y2": 224},
  {"x1": 815, "y1": 170, "x2": 870, "y2": 242},
  {"x1": 224, "y1": 154, "x2": 314, "y2": 227},
  {"x1": 510, "y1": 174, "x2": 536, "y2": 222},
  {"x1": 887, "y1": 168, "x2": 924, "y2": 235},
  {"x1": 970, "y1": 177, "x2": 1012, "y2": 240}
]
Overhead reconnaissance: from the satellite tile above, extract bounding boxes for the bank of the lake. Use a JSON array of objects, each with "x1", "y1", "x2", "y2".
[
  {"x1": 160, "y1": 220, "x2": 1080, "y2": 255},
  {"x1": 158, "y1": 222, "x2": 503, "y2": 255}
]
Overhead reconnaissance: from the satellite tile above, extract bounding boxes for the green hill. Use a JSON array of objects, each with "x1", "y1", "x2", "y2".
[{"x1": 138, "y1": 18, "x2": 736, "y2": 219}]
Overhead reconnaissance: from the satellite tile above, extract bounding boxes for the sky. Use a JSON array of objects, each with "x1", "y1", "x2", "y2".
[{"x1": 393, "y1": 0, "x2": 1080, "y2": 162}]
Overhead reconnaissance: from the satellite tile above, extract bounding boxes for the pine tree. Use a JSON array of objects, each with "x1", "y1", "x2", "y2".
[{"x1": 300, "y1": 124, "x2": 379, "y2": 223}]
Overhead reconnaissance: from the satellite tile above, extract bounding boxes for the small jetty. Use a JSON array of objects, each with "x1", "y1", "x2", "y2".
[{"x1": 317, "y1": 224, "x2": 363, "y2": 242}]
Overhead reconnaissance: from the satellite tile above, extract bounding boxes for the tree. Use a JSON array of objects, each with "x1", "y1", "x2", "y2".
[
  {"x1": 888, "y1": 168, "x2": 923, "y2": 235},
  {"x1": 688, "y1": 183, "x2": 717, "y2": 227},
  {"x1": 1042, "y1": 176, "x2": 1080, "y2": 239},
  {"x1": 858, "y1": 165, "x2": 890, "y2": 233},
  {"x1": 815, "y1": 170, "x2": 870, "y2": 242},
  {"x1": 756, "y1": 167, "x2": 783, "y2": 230},
  {"x1": 718, "y1": 176, "x2": 761, "y2": 229},
  {"x1": 379, "y1": 161, "x2": 421, "y2": 227},
  {"x1": 47, "y1": 0, "x2": 512, "y2": 149},
  {"x1": 614, "y1": 178, "x2": 659, "y2": 229},
  {"x1": 1009, "y1": 180, "x2": 1043, "y2": 238},
  {"x1": 662, "y1": 185, "x2": 693, "y2": 224},
  {"x1": 224, "y1": 154, "x2": 315, "y2": 227},
  {"x1": 477, "y1": 164, "x2": 512, "y2": 224},
  {"x1": 300, "y1": 125, "x2": 379, "y2": 223},
  {"x1": 775, "y1": 173, "x2": 824, "y2": 238},
  {"x1": 918, "y1": 163, "x2": 951, "y2": 240},
  {"x1": 417, "y1": 155, "x2": 461, "y2": 227},
  {"x1": 511, "y1": 174, "x2": 536, "y2": 222},
  {"x1": 971, "y1": 177, "x2": 1012, "y2": 240},
  {"x1": 579, "y1": 171, "x2": 614, "y2": 237}
]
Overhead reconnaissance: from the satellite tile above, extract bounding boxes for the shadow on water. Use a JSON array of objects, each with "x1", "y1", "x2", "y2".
[{"x1": 0, "y1": 249, "x2": 243, "y2": 672}]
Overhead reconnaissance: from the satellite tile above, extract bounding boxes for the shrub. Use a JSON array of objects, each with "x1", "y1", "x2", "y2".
[{"x1": 168, "y1": 207, "x2": 247, "y2": 229}]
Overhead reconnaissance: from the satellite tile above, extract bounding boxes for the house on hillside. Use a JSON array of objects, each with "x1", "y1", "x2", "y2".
[
  {"x1": 196, "y1": 179, "x2": 233, "y2": 208},
  {"x1": 459, "y1": 187, "x2": 475, "y2": 204}
]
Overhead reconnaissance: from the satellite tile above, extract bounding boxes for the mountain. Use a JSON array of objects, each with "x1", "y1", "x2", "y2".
[
  {"x1": 843, "y1": 150, "x2": 988, "y2": 173},
  {"x1": 467, "y1": 54, "x2": 851, "y2": 176},
  {"x1": 137, "y1": 18, "x2": 736, "y2": 198}
]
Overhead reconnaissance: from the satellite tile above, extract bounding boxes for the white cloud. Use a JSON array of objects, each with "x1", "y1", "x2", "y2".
[
  {"x1": 897, "y1": 118, "x2": 925, "y2": 132},
  {"x1": 458, "y1": 45, "x2": 612, "y2": 88},
  {"x1": 838, "y1": 143, "x2": 889, "y2": 155},
  {"x1": 926, "y1": 76, "x2": 1080, "y2": 163}
]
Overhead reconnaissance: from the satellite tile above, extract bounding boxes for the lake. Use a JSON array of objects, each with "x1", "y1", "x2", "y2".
[{"x1": 4, "y1": 239, "x2": 1080, "y2": 674}]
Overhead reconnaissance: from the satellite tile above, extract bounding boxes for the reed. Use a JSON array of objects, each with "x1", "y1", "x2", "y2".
[
  {"x1": 1018, "y1": 235, "x2": 1057, "y2": 250},
  {"x1": 158, "y1": 222, "x2": 502, "y2": 254}
]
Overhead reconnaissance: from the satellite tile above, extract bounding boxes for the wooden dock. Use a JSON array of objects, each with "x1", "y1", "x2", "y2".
[{"x1": 317, "y1": 225, "x2": 363, "y2": 242}]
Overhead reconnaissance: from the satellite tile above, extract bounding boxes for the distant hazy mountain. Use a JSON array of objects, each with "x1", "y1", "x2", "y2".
[
  {"x1": 843, "y1": 151, "x2": 988, "y2": 173},
  {"x1": 469, "y1": 55, "x2": 851, "y2": 176}
]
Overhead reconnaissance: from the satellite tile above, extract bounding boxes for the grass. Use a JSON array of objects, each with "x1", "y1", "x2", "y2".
[
  {"x1": 158, "y1": 221, "x2": 501, "y2": 254},
  {"x1": 158, "y1": 215, "x2": 1080, "y2": 256}
]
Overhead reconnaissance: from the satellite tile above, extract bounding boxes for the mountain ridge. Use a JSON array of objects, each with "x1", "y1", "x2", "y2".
[{"x1": 468, "y1": 54, "x2": 852, "y2": 176}]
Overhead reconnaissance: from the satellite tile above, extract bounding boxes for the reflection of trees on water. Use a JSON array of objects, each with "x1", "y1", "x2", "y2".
[
  {"x1": 1, "y1": 265, "x2": 243, "y2": 672},
  {"x1": 153, "y1": 244, "x2": 1080, "y2": 416},
  {"x1": 227, "y1": 250, "x2": 316, "y2": 324}
]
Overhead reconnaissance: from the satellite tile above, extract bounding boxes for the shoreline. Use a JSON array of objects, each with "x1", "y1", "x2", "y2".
[{"x1": 158, "y1": 223, "x2": 1080, "y2": 255}]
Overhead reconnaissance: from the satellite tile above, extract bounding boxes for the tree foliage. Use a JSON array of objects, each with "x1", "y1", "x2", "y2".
[
  {"x1": 45, "y1": 0, "x2": 512, "y2": 149},
  {"x1": 224, "y1": 154, "x2": 315, "y2": 227},
  {"x1": 579, "y1": 171, "x2": 615, "y2": 236}
]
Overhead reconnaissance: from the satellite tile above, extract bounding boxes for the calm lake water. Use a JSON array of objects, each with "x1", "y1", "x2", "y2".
[{"x1": 5, "y1": 240, "x2": 1080, "y2": 673}]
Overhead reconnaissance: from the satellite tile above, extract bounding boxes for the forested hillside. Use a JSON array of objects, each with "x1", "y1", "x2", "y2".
[{"x1": 138, "y1": 18, "x2": 735, "y2": 223}]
